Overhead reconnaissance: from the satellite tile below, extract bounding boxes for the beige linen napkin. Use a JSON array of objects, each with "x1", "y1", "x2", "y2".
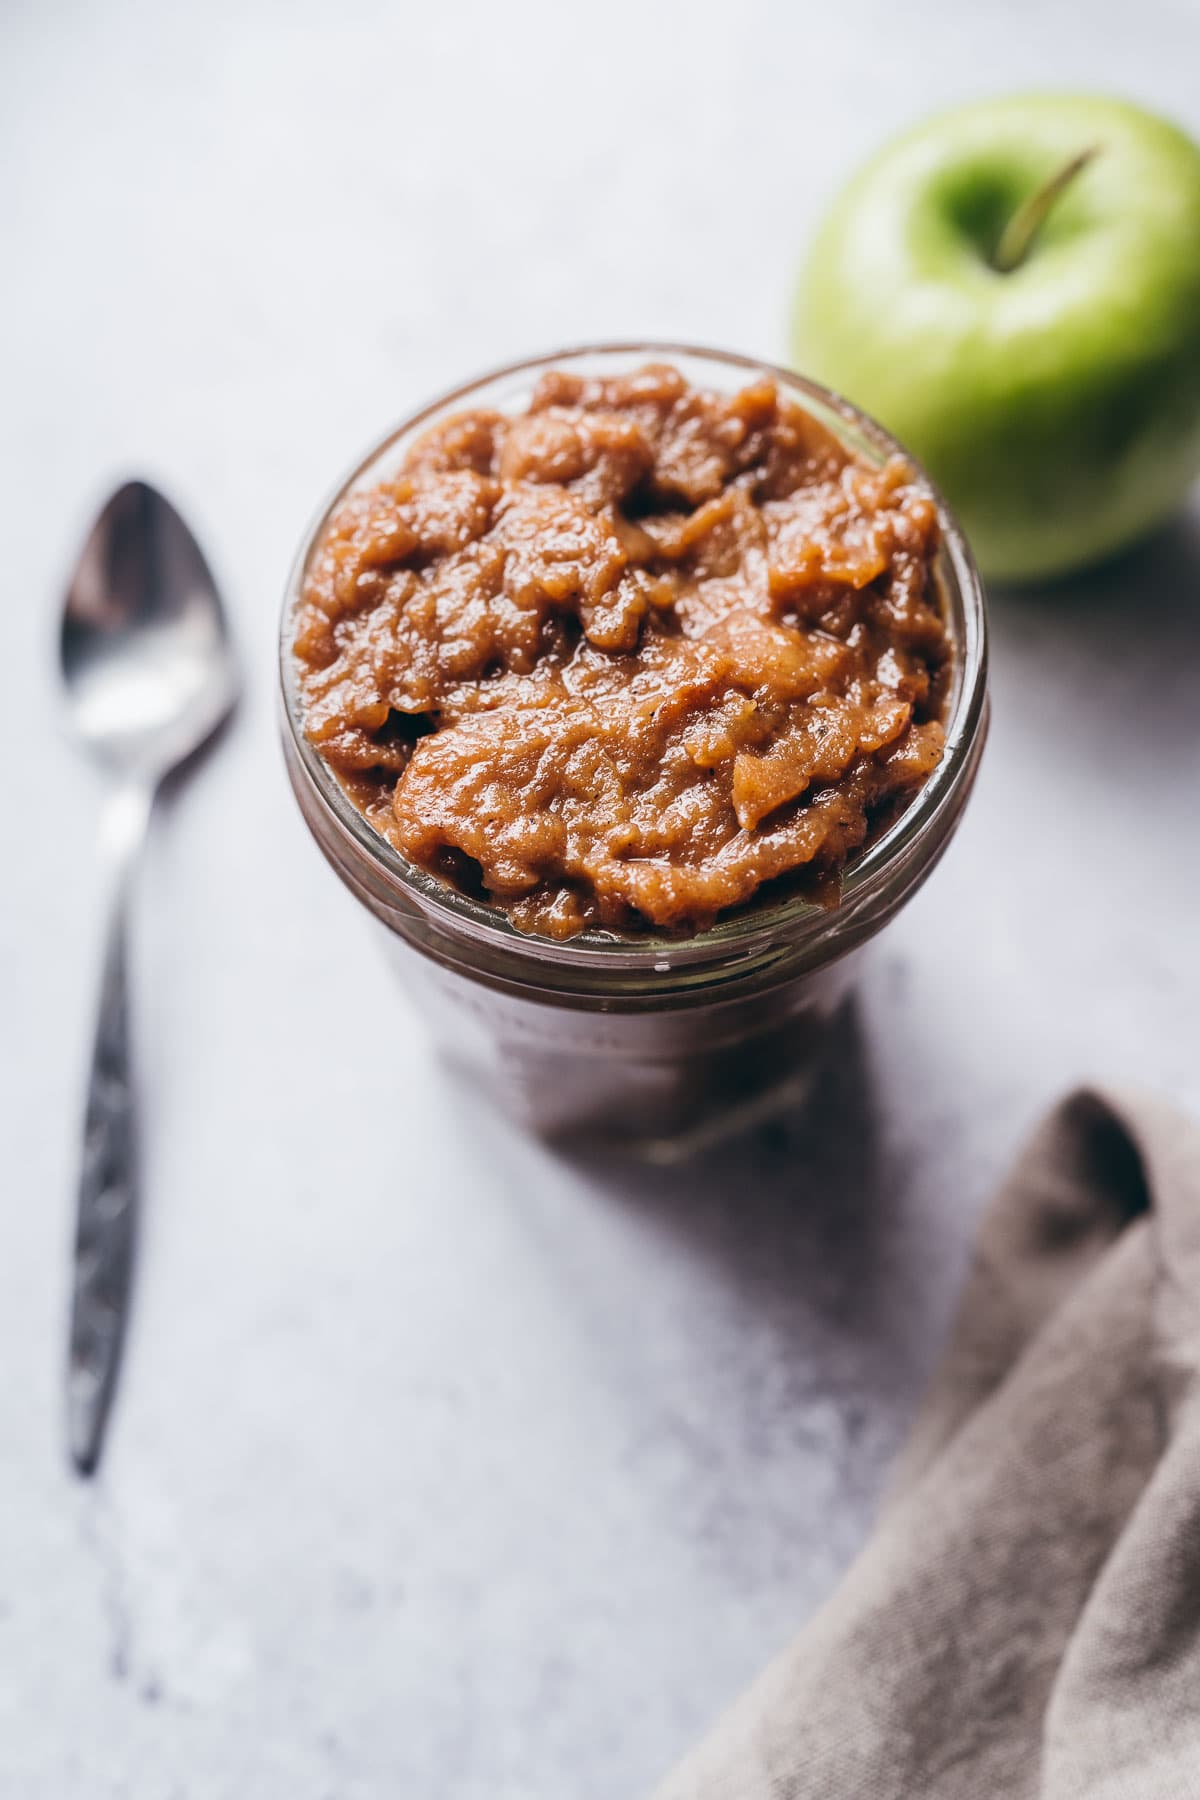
[{"x1": 654, "y1": 1088, "x2": 1200, "y2": 1800}]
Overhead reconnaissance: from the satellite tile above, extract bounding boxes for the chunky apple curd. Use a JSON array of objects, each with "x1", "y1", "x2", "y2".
[{"x1": 294, "y1": 364, "x2": 950, "y2": 940}]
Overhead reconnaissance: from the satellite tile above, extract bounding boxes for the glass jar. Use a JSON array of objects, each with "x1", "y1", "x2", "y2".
[{"x1": 280, "y1": 345, "x2": 988, "y2": 1157}]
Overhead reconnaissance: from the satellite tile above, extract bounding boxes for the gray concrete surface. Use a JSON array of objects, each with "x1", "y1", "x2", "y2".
[{"x1": 3, "y1": 1, "x2": 1199, "y2": 1794}]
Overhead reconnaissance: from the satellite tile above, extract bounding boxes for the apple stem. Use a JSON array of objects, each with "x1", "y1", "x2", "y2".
[{"x1": 992, "y1": 146, "x2": 1100, "y2": 274}]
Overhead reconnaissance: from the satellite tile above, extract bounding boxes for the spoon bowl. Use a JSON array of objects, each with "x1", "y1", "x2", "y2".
[{"x1": 61, "y1": 480, "x2": 237, "y2": 774}]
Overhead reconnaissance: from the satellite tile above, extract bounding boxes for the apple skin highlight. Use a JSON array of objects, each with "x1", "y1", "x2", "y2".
[{"x1": 792, "y1": 94, "x2": 1200, "y2": 583}]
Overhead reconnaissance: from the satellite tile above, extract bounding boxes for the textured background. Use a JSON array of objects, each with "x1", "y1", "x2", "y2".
[{"x1": 3, "y1": 1, "x2": 1199, "y2": 1794}]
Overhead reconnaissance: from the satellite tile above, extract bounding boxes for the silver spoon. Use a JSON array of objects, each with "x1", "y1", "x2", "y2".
[{"x1": 60, "y1": 480, "x2": 238, "y2": 1475}]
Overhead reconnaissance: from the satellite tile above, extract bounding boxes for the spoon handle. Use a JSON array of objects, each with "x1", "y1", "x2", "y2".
[{"x1": 67, "y1": 778, "x2": 153, "y2": 1475}]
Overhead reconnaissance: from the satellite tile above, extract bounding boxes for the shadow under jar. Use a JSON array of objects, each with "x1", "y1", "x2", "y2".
[{"x1": 280, "y1": 344, "x2": 988, "y2": 1158}]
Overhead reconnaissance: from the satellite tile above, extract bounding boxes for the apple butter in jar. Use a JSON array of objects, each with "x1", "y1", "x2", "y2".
[{"x1": 281, "y1": 346, "x2": 988, "y2": 1153}]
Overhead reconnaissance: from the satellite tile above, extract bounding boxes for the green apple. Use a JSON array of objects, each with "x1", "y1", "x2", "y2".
[{"x1": 792, "y1": 94, "x2": 1200, "y2": 581}]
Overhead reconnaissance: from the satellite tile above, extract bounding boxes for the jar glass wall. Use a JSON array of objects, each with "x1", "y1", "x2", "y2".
[{"x1": 280, "y1": 344, "x2": 989, "y2": 1156}]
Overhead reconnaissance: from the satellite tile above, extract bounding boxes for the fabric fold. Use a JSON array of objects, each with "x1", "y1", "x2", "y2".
[{"x1": 653, "y1": 1089, "x2": 1200, "y2": 1800}]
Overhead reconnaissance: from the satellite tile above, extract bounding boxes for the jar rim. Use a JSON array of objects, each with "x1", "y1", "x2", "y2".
[{"x1": 279, "y1": 340, "x2": 988, "y2": 974}]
